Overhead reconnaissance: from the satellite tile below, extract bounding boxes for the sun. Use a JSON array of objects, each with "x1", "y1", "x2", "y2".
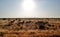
[
  {"x1": 21, "y1": 0, "x2": 37, "y2": 17},
  {"x1": 22, "y1": 0, "x2": 36, "y2": 11}
]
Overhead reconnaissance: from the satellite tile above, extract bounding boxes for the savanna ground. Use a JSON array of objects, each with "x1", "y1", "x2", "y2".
[{"x1": 0, "y1": 18, "x2": 60, "y2": 37}]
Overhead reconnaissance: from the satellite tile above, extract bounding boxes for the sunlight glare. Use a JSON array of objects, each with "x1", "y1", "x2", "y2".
[{"x1": 21, "y1": 0, "x2": 37, "y2": 17}]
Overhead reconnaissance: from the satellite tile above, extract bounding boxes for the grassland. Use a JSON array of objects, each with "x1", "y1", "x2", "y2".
[{"x1": 0, "y1": 18, "x2": 60, "y2": 37}]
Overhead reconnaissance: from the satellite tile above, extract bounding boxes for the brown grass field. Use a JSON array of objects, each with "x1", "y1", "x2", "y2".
[{"x1": 0, "y1": 18, "x2": 60, "y2": 37}]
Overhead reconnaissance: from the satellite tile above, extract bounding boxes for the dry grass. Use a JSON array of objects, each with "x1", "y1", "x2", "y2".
[{"x1": 0, "y1": 18, "x2": 60, "y2": 37}]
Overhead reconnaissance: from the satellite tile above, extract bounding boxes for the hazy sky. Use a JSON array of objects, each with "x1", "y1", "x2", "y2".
[{"x1": 0, "y1": 0, "x2": 60, "y2": 18}]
